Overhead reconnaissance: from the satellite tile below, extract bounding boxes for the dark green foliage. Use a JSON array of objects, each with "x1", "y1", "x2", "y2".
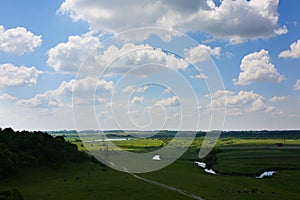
[
  {"x1": 203, "y1": 148, "x2": 222, "y2": 169},
  {"x1": 0, "y1": 127, "x2": 87, "y2": 179},
  {"x1": 219, "y1": 130, "x2": 300, "y2": 139},
  {"x1": 0, "y1": 144, "x2": 17, "y2": 178},
  {"x1": 0, "y1": 189, "x2": 23, "y2": 200}
]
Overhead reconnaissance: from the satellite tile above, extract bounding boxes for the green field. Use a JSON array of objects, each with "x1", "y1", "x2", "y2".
[
  {"x1": 215, "y1": 149, "x2": 300, "y2": 175},
  {"x1": 0, "y1": 162, "x2": 189, "y2": 200},
  {"x1": 1, "y1": 136, "x2": 300, "y2": 200}
]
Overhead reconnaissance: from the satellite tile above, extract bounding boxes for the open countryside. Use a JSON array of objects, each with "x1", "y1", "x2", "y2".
[
  {"x1": 1, "y1": 0, "x2": 300, "y2": 199},
  {"x1": 1, "y1": 128, "x2": 300, "y2": 199}
]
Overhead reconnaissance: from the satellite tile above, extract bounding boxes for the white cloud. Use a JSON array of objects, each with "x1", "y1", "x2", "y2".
[
  {"x1": 47, "y1": 34, "x2": 101, "y2": 73},
  {"x1": 279, "y1": 39, "x2": 300, "y2": 59},
  {"x1": 130, "y1": 96, "x2": 144, "y2": 104},
  {"x1": 58, "y1": 0, "x2": 285, "y2": 43},
  {"x1": 191, "y1": 73, "x2": 208, "y2": 79},
  {"x1": 208, "y1": 90, "x2": 279, "y2": 115},
  {"x1": 136, "y1": 85, "x2": 149, "y2": 93},
  {"x1": 235, "y1": 49, "x2": 284, "y2": 85},
  {"x1": 18, "y1": 96, "x2": 42, "y2": 107},
  {"x1": 270, "y1": 96, "x2": 287, "y2": 102},
  {"x1": 156, "y1": 96, "x2": 179, "y2": 107},
  {"x1": 0, "y1": 63, "x2": 41, "y2": 89},
  {"x1": 0, "y1": 25, "x2": 42, "y2": 55},
  {"x1": 101, "y1": 43, "x2": 188, "y2": 74},
  {"x1": 184, "y1": 44, "x2": 221, "y2": 63},
  {"x1": 17, "y1": 80, "x2": 73, "y2": 108},
  {"x1": 274, "y1": 25, "x2": 288, "y2": 35},
  {"x1": 122, "y1": 85, "x2": 135, "y2": 93},
  {"x1": 294, "y1": 80, "x2": 300, "y2": 91},
  {"x1": 226, "y1": 109, "x2": 243, "y2": 116},
  {"x1": 0, "y1": 93, "x2": 17, "y2": 101},
  {"x1": 48, "y1": 40, "x2": 188, "y2": 75},
  {"x1": 163, "y1": 88, "x2": 171, "y2": 94},
  {"x1": 265, "y1": 106, "x2": 282, "y2": 115},
  {"x1": 17, "y1": 77, "x2": 114, "y2": 108},
  {"x1": 122, "y1": 85, "x2": 149, "y2": 93}
]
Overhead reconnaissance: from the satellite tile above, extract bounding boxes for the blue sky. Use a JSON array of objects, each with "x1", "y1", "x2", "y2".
[{"x1": 0, "y1": 0, "x2": 299, "y2": 131}]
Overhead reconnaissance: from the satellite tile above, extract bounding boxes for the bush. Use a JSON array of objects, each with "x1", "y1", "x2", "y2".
[{"x1": 0, "y1": 188, "x2": 23, "y2": 200}]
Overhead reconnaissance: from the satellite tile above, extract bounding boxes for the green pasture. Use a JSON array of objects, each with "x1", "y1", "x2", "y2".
[
  {"x1": 0, "y1": 162, "x2": 188, "y2": 200},
  {"x1": 214, "y1": 149, "x2": 300, "y2": 175},
  {"x1": 141, "y1": 160, "x2": 300, "y2": 200},
  {"x1": 2, "y1": 136, "x2": 300, "y2": 200}
]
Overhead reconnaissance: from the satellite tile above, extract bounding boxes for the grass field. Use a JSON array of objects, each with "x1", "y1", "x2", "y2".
[
  {"x1": 0, "y1": 162, "x2": 189, "y2": 200},
  {"x1": 73, "y1": 138, "x2": 165, "y2": 152},
  {"x1": 215, "y1": 149, "x2": 300, "y2": 175},
  {"x1": 1, "y1": 137, "x2": 300, "y2": 199},
  {"x1": 139, "y1": 138, "x2": 300, "y2": 199},
  {"x1": 141, "y1": 160, "x2": 300, "y2": 200}
]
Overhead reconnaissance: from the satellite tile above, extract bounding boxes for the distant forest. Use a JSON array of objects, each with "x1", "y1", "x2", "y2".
[
  {"x1": 49, "y1": 129, "x2": 300, "y2": 139},
  {"x1": 150, "y1": 130, "x2": 300, "y2": 139}
]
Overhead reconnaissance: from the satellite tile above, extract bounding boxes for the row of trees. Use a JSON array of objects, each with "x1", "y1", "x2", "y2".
[
  {"x1": 0, "y1": 127, "x2": 87, "y2": 179},
  {"x1": 146, "y1": 130, "x2": 300, "y2": 139}
]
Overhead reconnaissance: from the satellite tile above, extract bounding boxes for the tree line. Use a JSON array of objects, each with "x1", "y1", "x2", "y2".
[{"x1": 0, "y1": 127, "x2": 87, "y2": 179}]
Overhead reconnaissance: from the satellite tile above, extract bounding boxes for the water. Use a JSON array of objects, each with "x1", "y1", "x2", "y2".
[
  {"x1": 194, "y1": 161, "x2": 206, "y2": 168},
  {"x1": 194, "y1": 161, "x2": 278, "y2": 177},
  {"x1": 204, "y1": 169, "x2": 216, "y2": 175},
  {"x1": 194, "y1": 161, "x2": 216, "y2": 175},
  {"x1": 256, "y1": 171, "x2": 276, "y2": 179}
]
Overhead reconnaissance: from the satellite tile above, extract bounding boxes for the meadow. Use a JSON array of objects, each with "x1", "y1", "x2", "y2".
[{"x1": 1, "y1": 130, "x2": 300, "y2": 200}]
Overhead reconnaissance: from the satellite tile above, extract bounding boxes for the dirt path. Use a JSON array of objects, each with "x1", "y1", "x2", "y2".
[{"x1": 131, "y1": 173, "x2": 206, "y2": 200}]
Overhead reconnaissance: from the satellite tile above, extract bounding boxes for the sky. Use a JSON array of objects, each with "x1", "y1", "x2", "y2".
[{"x1": 0, "y1": 0, "x2": 299, "y2": 131}]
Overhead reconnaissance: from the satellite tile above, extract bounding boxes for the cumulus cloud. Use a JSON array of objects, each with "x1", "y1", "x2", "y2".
[
  {"x1": 184, "y1": 44, "x2": 221, "y2": 63},
  {"x1": 235, "y1": 49, "x2": 284, "y2": 85},
  {"x1": 156, "y1": 96, "x2": 179, "y2": 107},
  {"x1": 122, "y1": 85, "x2": 149, "y2": 93},
  {"x1": 47, "y1": 34, "x2": 101, "y2": 73},
  {"x1": 208, "y1": 90, "x2": 279, "y2": 115},
  {"x1": 48, "y1": 40, "x2": 188, "y2": 75},
  {"x1": 264, "y1": 105, "x2": 281, "y2": 115},
  {"x1": 122, "y1": 85, "x2": 135, "y2": 93},
  {"x1": 274, "y1": 25, "x2": 288, "y2": 35},
  {"x1": 163, "y1": 88, "x2": 171, "y2": 94},
  {"x1": 279, "y1": 39, "x2": 300, "y2": 59},
  {"x1": 270, "y1": 96, "x2": 287, "y2": 102},
  {"x1": 136, "y1": 85, "x2": 149, "y2": 93},
  {"x1": 100, "y1": 43, "x2": 188, "y2": 75},
  {"x1": 17, "y1": 77, "x2": 114, "y2": 108},
  {"x1": 130, "y1": 96, "x2": 144, "y2": 104},
  {"x1": 0, "y1": 25, "x2": 42, "y2": 55},
  {"x1": 58, "y1": 0, "x2": 285, "y2": 43},
  {"x1": 294, "y1": 80, "x2": 300, "y2": 91},
  {"x1": 0, "y1": 93, "x2": 17, "y2": 101},
  {"x1": 0, "y1": 63, "x2": 41, "y2": 89},
  {"x1": 190, "y1": 73, "x2": 208, "y2": 79}
]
